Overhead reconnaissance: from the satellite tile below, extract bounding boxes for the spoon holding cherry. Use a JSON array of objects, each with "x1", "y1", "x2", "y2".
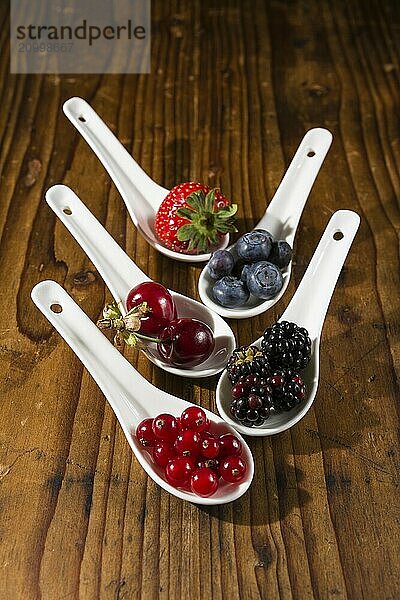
[
  {"x1": 31, "y1": 280, "x2": 254, "y2": 505},
  {"x1": 63, "y1": 97, "x2": 231, "y2": 263},
  {"x1": 46, "y1": 184, "x2": 236, "y2": 377}
]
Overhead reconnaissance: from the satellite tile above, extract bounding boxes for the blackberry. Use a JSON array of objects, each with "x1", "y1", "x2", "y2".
[
  {"x1": 267, "y1": 369, "x2": 306, "y2": 412},
  {"x1": 261, "y1": 321, "x2": 311, "y2": 370},
  {"x1": 230, "y1": 374, "x2": 273, "y2": 427},
  {"x1": 227, "y1": 345, "x2": 271, "y2": 384}
]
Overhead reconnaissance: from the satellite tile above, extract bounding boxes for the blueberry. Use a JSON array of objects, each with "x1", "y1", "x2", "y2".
[
  {"x1": 206, "y1": 250, "x2": 235, "y2": 280},
  {"x1": 268, "y1": 240, "x2": 292, "y2": 268},
  {"x1": 212, "y1": 276, "x2": 250, "y2": 308},
  {"x1": 235, "y1": 230, "x2": 272, "y2": 262},
  {"x1": 240, "y1": 263, "x2": 256, "y2": 283},
  {"x1": 246, "y1": 262, "x2": 283, "y2": 300}
]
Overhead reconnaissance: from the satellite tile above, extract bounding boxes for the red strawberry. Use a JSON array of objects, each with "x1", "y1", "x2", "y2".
[{"x1": 154, "y1": 182, "x2": 237, "y2": 254}]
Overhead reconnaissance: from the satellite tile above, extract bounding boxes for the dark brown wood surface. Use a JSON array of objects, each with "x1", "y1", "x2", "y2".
[{"x1": 0, "y1": 1, "x2": 399, "y2": 598}]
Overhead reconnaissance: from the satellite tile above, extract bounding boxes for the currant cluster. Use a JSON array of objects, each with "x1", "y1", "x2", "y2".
[
  {"x1": 136, "y1": 406, "x2": 247, "y2": 497},
  {"x1": 227, "y1": 321, "x2": 311, "y2": 427},
  {"x1": 98, "y1": 281, "x2": 215, "y2": 368}
]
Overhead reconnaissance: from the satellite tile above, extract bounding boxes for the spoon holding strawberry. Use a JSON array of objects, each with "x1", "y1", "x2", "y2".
[
  {"x1": 46, "y1": 185, "x2": 235, "y2": 376},
  {"x1": 63, "y1": 98, "x2": 236, "y2": 262}
]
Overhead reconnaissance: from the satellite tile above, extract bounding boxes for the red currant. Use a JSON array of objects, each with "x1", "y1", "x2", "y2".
[
  {"x1": 165, "y1": 457, "x2": 194, "y2": 486},
  {"x1": 232, "y1": 382, "x2": 247, "y2": 398},
  {"x1": 201, "y1": 437, "x2": 220, "y2": 459},
  {"x1": 219, "y1": 456, "x2": 247, "y2": 483},
  {"x1": 157, "y1": 318, "x2": 215, "y2": 367},
  {"x1": 218, "y1": 433, "x2": 242, "y2": 457},
  {"x1": 191, "y1": 468, "x2": 219, "y2": 497},
  {"x1": 197, "y1": 458, "x2": 220, "y2": 474},
  {"x1": 152, "y1": 413, "x2": 179, "y2": 442},
  {"x1": 174, "y1": 430, "x2": 201, "y2": 457},
  {"x1": 126, "y1": 281, "x2": 176, "y2": 336},
  {"x1": 199, "y1": 430, "x2": 216, "y2": 441},
  {"x1": 153, "y1": 441, "x2": 176, "y2": 468},
  {"x1": 136, "y1": 418, "x2": 156, "y2": 447},
  {"x1": 180, "y1": 406, "x2": 210, "y2": 432}
]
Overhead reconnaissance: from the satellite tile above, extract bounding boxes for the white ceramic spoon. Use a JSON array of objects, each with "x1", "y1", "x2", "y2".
[
  {"x1": 46, "y1": 185, "x2": 236, "y2": 378},
  {"x1": 198, "y1": 128, "x2": 333, "y2": 318},
  {"x1": 63, "y1": 97, "x2": 229, "y2": 263},
  {"x1": 216, "y1": 209, "x2": 360, "y2": 436},
  {"x1": 31, "y1": 280, "x2": 254, "y2": 505}
]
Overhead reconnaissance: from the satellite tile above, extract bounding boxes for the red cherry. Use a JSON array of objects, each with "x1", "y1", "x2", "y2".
[
  {"x1": 180, "y1": 406, "x2": 209, "y2": 432},
  {"x1": 165, "y1": 456, "x2": 194, "y2": 486},
  {"x1": 219, "y1": 456, "x2": 247, "y2": 483},
  {"x1": 153, "y1": 441, "x2": 176, "y2": 468},
  {"x1": 136, "y1": 418, "x2": 156, "y2": 447},
  {"x1": 126, "y1": 282, "x2": 176, "y2": 336},
  {"x1": 174, "y1": 430, "x2": 201, "y2": 457},
  {"x1": 152, "y1": 413, "x2": 179, "y2": 442},
  {"x1": 219, "y1": 433, "x2": 242, "y2": 457},
  {"x1": 201, "y1": 437, "x2": 220, "y2": 459},
  {"x1": 157, "y1": 318, "x2": 215, "y2": 367},
  {"x1": 191, "y1": 467, "x2": 219, "y2": 497}
]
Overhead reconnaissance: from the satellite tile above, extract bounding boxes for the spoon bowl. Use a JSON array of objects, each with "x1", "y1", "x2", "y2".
[
  {"x1": 46, "y1": 185, "x2": 236, "y2": 378},
  {"x1": 216, "y1": 210, "x2": 360, "y2": 436},
  {"x1": 31, "y1": 280, "x2": 254, "y2": 504},
  {"x1": 198, "y1": 128, "x2": 333, "y2": 318},
  {"x1": 63, "y1": 97, "x2": 229, "y2": 263}
]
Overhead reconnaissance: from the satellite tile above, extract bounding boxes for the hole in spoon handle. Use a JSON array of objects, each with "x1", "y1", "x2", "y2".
[
  {"x1": 31, "y1": 280, "x2": 151, "y2": 427},
  {"x1": 281, "y1": 210, "x2": 360, "y2": 339}
]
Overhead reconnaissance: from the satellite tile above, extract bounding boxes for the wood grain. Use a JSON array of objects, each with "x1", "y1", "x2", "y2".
[{"x1": 0, "y1": 0, "x2": 399, "y2": 598}]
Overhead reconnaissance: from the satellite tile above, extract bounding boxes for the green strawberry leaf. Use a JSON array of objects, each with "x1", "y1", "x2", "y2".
[
  {"x1": 177, "y1": 224, "x2": 197, "y2": 241},
  {"x1": 204, "y1": 189, "x2": 215, "y2": 213},
  {"x1": 176, "y1": 207, "x2": 196, "y2": 220}
]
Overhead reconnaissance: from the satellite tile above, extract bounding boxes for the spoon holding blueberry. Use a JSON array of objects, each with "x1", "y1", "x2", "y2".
[
  {"x1": 198, "y1": 128, "x2": 333, "y2": 318},
  {"x1": 31, "y1": 280, "x2": 254, "y2": 504},
  {"x1": 63, "y1": 97, "x2": 237, "y2": 263},
  {"x1": 46, "y1": 185, "x2": 236, "y2": 377},
  {"x1": 216, "y1": 209, "x2": 360, "y2": 436}
]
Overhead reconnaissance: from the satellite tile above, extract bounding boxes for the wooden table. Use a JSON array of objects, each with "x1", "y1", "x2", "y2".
[{"x1": 1, "y1": 1, "x2": 399, "y2": 598}]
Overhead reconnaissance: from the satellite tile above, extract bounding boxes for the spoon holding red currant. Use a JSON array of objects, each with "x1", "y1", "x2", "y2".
[
  {"x1": 31, "y1": 281, "x2": 254, "y2": 505},
  {"x1": 46, "y1": 185, "x2": 236, "y2": 377},
  {"x1": 216, "y1": 210, "x2": 360, "y2": 436},
  {"x1": 63, "y1": 97, "x2": 237, "y2": 263}
]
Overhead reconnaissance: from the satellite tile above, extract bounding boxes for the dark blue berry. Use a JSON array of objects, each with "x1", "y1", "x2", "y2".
[
  {"x1": 240, "y1": 263, "x2": 256, "y2": 283},
  {"x1": 206, "y1": 250, "x2": 235, "y2": 280},
  {"x1": 268, "y1": 240, "x2": 292, "y2": 268},
  {"x1": 212, "y1": 276, "x2": 250, "y2": 308},
  {"x1": 235, "y1": 230, "x2": 272, "y2": 262},
  {"x1": 246, "y1": 262, "x2": 283, "y2": 300}
]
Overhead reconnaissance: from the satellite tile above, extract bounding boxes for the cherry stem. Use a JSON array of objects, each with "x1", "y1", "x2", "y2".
[{"x1": 135, "y1": 331, "x2": 173, "y2": 344}]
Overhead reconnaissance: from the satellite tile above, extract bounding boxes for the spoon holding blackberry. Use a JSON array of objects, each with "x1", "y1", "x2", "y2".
[
  {"x1": 46, "y1": 185, "x2": 236, "y2": 377},
  {"x1": 216, "y1": 210, "x2": 360, "y2": 436}
]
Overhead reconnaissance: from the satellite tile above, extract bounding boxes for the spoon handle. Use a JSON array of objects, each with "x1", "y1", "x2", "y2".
[
  {"x1": 256, "y1": 128, "x2": 333, "y2": 243},
  {"x1": 31, "y1": 280, "x2": 155, "y2": 429},
  {"x1": 46, "y1": 185, "x2": 150, "y2": 310},
  {"x1": 63, "y1": 97, "x2": 167, "y2": 216},
  {"x1": 281, "y1": 210, "x2": 360, "y2": 338}
]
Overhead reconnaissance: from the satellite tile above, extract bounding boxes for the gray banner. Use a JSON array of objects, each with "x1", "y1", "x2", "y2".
[{"x1": 10, "y1": 0, "x2": 150, "y2": 73}]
